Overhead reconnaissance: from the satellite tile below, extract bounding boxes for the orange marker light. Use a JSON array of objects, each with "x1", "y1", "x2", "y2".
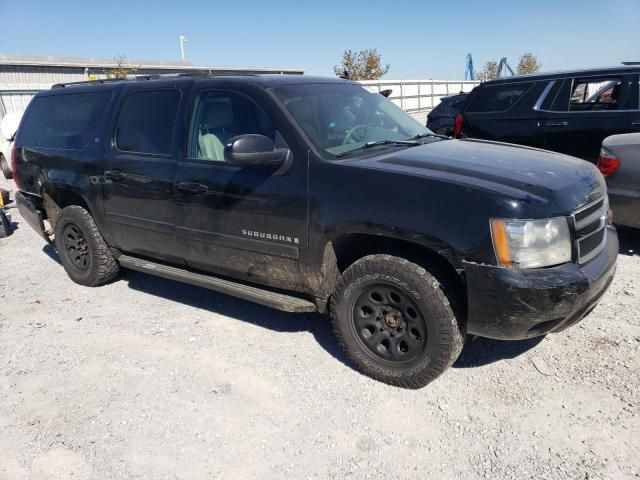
[{"x1": 490, "y1": 219, "x2": 513, "y2": 268}]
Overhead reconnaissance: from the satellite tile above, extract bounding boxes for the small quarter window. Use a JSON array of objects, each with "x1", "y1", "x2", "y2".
[{"x1": 116, "y1": 90, "x2": 180, "y2": 155}]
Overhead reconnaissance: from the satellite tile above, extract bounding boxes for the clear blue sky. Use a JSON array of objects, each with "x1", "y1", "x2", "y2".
[{"x1": 2, "y1": 0, "x2": 639, "y2": 79}]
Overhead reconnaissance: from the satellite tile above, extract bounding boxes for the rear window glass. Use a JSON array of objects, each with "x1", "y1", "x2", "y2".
[
  {"x1": 116, "y1": 90, "x2": 180, "y2": 155},
  {"x1": 466, "y1": 83, "x2": 533, "y2": 113},
  {"x1": 18, "y1": 92, "x2": 111, "y2": 149}
]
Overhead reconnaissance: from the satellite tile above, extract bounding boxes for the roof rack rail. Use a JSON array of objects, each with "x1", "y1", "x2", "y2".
[
  {"x1": 51, "y1": 78, "x2": 127, "y2": 89},
  {"x1": 51, "y1": 71, "x2": 269, "y2": 89}
]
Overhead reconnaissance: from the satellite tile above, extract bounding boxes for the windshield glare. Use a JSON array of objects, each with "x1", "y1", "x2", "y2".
[{"x1": 275, "y1": 83, "x2": 431, "y2": 158}]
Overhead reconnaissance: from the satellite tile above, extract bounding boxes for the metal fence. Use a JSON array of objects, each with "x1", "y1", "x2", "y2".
[{"x1": 360, "y1": 79, "x2": 480, "y2": 112}]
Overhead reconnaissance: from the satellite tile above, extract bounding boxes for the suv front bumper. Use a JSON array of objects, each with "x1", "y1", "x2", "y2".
[{"x1": 463, "y1": 226, "x2": 618, "y2": 340}]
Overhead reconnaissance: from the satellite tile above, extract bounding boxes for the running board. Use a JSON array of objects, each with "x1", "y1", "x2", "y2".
[{"x1": 118, "y1": 254, "x2": 317, "y2": 313}]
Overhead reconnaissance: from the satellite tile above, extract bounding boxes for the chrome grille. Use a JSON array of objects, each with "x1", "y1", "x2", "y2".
[{"x1": 572, "y1": 197, "x2": 607, "y2": 264}]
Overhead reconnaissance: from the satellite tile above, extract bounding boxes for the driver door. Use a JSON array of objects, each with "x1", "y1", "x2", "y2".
[{"x1": 173, "y1": 87, "x2": 309, "y2": 291}]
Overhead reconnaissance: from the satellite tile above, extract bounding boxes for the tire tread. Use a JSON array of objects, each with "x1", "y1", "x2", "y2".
[
  {"x1": 330, "y1": 254, "x2": 464, "y2": 389},
  {"x1": 55, "y1": 206, "x2": 119, "y2": 286}
]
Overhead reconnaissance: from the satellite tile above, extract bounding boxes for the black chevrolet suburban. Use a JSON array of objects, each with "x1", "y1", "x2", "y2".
[
  {"x1": 12, "y1": 74, "x2": 617, "y2": 388},
  {"x1": 455, "y1": 66, "x2": 640, "y2": 162}
]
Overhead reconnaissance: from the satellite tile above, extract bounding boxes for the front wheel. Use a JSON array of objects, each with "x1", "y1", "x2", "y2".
[{"x1": 330, "y1": 254, "x2": 464, "y2": 388}]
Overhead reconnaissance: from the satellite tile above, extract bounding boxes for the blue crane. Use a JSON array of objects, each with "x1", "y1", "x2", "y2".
[
  {"x1": 496, "y1": 57, "x2": 515, "y2": 77},
  {"x1": 464, "y1": 53, "x2": 475, "y2": 80}
]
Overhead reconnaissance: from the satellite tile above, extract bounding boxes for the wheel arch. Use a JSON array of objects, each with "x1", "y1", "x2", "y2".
[
  {"x1": 42, "y1": 186, "x2": 94, "y2": 231},
  {"x1": 320, "y1": 233, "x2": 467, "y2": 319}
]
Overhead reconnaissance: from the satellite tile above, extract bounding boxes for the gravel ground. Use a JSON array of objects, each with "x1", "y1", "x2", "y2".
[{"x1": 1, "y1": 175, "x2": 639, "y2": 480}]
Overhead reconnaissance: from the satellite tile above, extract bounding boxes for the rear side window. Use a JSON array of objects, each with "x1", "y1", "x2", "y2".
[
  {"x1": 569, "y1": 78, "x2": 623, "y2": 111},
  {"x1": 18, "y1": 92, "x2": 111, "y2": 149},
  {"x1": 466, "y1": 83, "x2": 533, "y2": 113},
  {"x1": 116, "y1": 90, "x2": 180, "y2": 155}
]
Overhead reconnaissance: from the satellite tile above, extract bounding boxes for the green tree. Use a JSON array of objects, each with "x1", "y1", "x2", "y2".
[{"x1": 333, "y1": 49, "x2": 390, "y2": 80}]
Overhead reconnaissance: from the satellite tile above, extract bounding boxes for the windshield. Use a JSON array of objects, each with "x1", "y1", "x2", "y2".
[{"x1": 274, "y1": 83, "x2": 432, "y2": 159}]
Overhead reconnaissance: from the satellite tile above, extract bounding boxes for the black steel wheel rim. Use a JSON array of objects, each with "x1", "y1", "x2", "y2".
[
  {"x1": 351, "y1": 284, "x2": 427, "y2": 363},
  {"x1": 62, "y1": 223, "x2": 90, "y2": 270}
]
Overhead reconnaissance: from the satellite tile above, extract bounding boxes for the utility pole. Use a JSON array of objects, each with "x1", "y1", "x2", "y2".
[{"x1": 179, "y1": 35, "x2": 187, "y2": 62}]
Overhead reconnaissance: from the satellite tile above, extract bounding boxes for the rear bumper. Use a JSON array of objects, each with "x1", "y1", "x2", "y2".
[
  {"x1": 609, "y1": 189, "x2": 640, "y2": 229},
  {"x1": 463, "y1": 226, "x2": 618, "y2": 340},
  {"x1": 15, "y1": 191, "x2": 51, "y2": 244}
]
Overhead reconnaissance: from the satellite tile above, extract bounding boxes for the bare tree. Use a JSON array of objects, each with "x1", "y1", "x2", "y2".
[
  {"x1": 517, "y1": 53, "x2": 542, "y2": 75},
  {"x1": 105, "y1": 55, "x2": 140, "y2": 79},
  {"x1": 333, "y1": 49, "x2": 390, "y2": 81}
]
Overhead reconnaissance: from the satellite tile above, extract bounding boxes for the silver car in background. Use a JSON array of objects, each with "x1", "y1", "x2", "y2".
[{"x1": 599, "y1": 133, "x2": 640, "y2": 229}]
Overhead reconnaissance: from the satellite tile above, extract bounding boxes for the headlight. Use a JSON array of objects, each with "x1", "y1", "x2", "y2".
[{"x1": 490, "y1": 217, "x2": 571, "y2": 269}]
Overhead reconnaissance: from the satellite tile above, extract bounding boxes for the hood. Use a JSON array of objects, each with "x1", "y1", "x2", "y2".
[{"x1": 350, "y1": 138, "x2": 605, "y2": 213}]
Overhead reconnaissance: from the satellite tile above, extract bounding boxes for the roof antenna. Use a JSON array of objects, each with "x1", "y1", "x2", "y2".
[{"x1": 338, "y1": 70, "x2": 350, "y2": 80}]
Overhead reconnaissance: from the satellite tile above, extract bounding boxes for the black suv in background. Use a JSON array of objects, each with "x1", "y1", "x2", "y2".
[
  {"x1": 425, "y1": 92, "x2": 468, "y2": 136},
  {"x1": 12, "y1": 74, "x2": 617, "y2": 388},
  {"x1": 456, "y1": 66, "x2": 640, "y2": 162}
]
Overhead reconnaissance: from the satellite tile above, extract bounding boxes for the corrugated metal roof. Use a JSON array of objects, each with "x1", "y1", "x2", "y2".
[{"x1": 0, "y1": 54, "x2": 304, "y2": 74}]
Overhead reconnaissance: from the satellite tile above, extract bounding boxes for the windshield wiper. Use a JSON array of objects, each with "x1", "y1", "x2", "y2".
[
  {"x1": 336, "y1": 139, "x2": 421, "y2": 158},
  {"x1": 411, "y1": 132, "x2": 449, "y2": 140}
]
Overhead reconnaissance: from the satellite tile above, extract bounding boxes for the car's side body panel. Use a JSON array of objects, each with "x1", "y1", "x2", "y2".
[{"x1": 602, "y1": 133, "x2": 640, "y2": 228}]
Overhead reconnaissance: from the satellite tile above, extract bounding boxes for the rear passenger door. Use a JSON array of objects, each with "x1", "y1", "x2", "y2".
[
  {"x1": 540, "y1": 75, "x2": 635, "y2": 162},
  {"x1": 101, "y1": 87, "x2": 185, "y2": 264},
  {"x1": 173, "y1": 87, "x2": 308, "y2": 291},
  {"x1": 463, "y1": 81, "x2": 544, "y2": 148}
]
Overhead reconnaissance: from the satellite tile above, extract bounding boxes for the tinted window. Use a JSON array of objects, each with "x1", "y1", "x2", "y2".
[
  {"x1": 538, "y1": 80, "x2": 563, "y2": 110},
  {"x1": 188, "y1": 91, "x2": 282, "y2": 162},
  {"x1": 569, "y1": 78, "x2": 622, "y2": 111},
  {"x1": 18, "y1": 92, "x2": 111, "y2": 149},
  {"x1": 116, "y1": 90, "x2": 180, "y2": 155},
  {"x1": 466, "y1": 83, "x2": 533, "y2": 112}
]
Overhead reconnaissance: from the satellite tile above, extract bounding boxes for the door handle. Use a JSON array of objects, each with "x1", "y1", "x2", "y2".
[
  {"x1": 104, "y1": 170, "x2": 127, "y2": 182},
  {"x1": 632, "y1": 120, "x2": 640, "y2": 126},
  {"x1": 546, "y1": 121, "x2": 569, "y2": 127},
  {"x1": 176, "y1": 182, "x2": 208, "y2": 194}
]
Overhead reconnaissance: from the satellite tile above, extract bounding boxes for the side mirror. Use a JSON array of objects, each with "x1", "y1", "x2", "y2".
[{"x1": 224, "y1": 134, "x2": 289, "y2": 168}]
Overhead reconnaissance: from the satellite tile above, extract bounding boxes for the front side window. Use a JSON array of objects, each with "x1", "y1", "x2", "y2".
[
  {"x1": 569, "y1": 78, "x2": 622, "y2": 111},
  {"x1": 18, "y1": 92, "x2": 111, "y2": 150},
  {"x1": 188, "y1": 91, "x2": 281, "y2": 162},
  {"x1": 274, "y1": 83, "x2": 428, "y2": 158},
  {"x1": 116, "y1": 90, "x2": 180, "y2": 155},
  {"x1": 466, "y1": 83, "x2": 533, "y2": 113}
]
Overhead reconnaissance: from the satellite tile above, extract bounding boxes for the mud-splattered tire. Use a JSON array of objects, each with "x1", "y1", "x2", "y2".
[
  {"x1": 0, "y1": 154, "x2": 12, "y2": 180},
  {"x1": 330, "y1": 254, "x2": 465, "y2": 389},
  {"x1": 54, "y1": 206, "x2": 119, "y2": 286}
]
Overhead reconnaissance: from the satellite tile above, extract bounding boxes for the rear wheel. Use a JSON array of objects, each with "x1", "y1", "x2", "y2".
[
  {"x1": 54, "y1": 206, "x2": 119, "y2": 286},
  {"x1": 0, "y1": 154, "x2": 12, "y2": 180},
  {"x1": 330, "y1": 254, "x2": 464, "y2": 388}
]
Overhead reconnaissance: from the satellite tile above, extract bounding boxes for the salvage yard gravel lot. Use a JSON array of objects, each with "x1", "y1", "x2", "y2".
[{"x1": 0, "y1": 175, "x2": 639, "y2": 480}]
